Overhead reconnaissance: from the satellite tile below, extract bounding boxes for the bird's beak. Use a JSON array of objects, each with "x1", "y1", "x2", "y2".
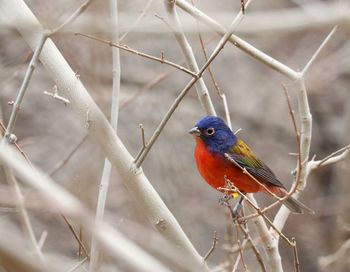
[{"x1": 188, "y1": 126, "x2": 201, "y2": 136}]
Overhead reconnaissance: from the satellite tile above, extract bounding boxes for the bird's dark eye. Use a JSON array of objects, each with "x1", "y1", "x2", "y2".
[{"x1": 205, "y1": 127, "x2": 215, "y2": 136}]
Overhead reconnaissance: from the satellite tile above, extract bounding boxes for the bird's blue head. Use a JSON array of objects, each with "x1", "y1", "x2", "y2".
[{"x1": 189, "y1": 116, "x2": 237, "y2": 154}]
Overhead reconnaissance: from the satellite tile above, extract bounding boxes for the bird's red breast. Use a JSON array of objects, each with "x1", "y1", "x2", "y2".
[{"x1": 194, "y1": 138, "x2": 262, "y2": 193}]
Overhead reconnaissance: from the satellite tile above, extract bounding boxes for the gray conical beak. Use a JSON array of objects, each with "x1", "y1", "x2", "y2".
[{"x1": 189, "y1": 126, "x2": 201, "y2": 136}]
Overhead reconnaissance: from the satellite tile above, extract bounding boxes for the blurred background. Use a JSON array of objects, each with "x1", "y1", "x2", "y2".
[{"x1": 0, "y1": 0, "x2": 349, "y2": 271}]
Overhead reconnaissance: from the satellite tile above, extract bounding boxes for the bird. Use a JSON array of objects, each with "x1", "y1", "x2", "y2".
[{"x1": 189, "y1": 115, "x2": 314, "y2": 215}]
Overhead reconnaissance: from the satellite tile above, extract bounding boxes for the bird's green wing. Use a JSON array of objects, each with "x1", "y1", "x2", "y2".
[{"x1": 227, "y1": 139, "x2": 285, "y2": 189}]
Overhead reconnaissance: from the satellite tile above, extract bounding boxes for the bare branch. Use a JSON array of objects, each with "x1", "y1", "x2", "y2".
[
  {"x1": 76, "y1": 33, "x2": 198, "y2": 78},
  {"x1": 302, "y1": 26, "x2": 337, "y2": 75},
  {"x1": 164, "y1": 0, "x2": 216, "y2": 115},
  {"x1": 2, "y1": 34, "x2": 47, "y2": 143},
  {"x1": 175, "y1": 0, "x2": 300, "y2": 80},
  {"x1": 308, "y1": 144, "x2": 350, "y2": 171},
  {"x1": 60, "y1": 213, "x2": 90, "y2": 259},
  {"x1": 318, "y1": 238, "x2": 350, "y2": 268},
  {"x1": 89, "y1": 1, "x2": 121, "y2": 269}
]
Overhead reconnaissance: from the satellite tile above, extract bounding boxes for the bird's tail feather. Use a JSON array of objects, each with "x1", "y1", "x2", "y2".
[{"x1": 284, "y1": 196, "x2": 314, "y2": 215}]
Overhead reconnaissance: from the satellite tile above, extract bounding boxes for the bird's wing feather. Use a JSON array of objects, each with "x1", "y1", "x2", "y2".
[{"x1": 227, "y1": 139, "x2": 285, "y2": 189}]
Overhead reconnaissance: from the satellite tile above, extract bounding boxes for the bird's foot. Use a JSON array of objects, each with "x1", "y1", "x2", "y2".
[
  {"x1": 219, "y1": 194, "x2": 232, "y2": 206},
  {"x1": 229, "y1": 201, "x2": 244, "y2": 221}
]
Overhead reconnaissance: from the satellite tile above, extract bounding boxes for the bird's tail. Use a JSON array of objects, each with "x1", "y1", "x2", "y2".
[{"x1": 284, "y1": 196, "x2": 314, "y2": 215}]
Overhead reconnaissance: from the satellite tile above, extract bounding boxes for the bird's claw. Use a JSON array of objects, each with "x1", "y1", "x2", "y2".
[{"x1": 219, "y1": 194, "x2": 232, "y2": 206}]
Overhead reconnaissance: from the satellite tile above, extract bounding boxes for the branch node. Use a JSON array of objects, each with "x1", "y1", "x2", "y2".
[{"x1": 155, "y1": 219, "x2": 168, "y2": 231}]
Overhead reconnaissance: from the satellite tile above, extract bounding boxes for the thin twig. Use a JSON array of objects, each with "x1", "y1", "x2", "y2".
[
  {"x1": 60, "y1": 213, "x2": 90, "y2": 259},
  {"x1": 49, "y1": 0, "x2": 95, "y2": 35},
  {"x1": 49, "y1": 134, "x2": 88, "y2": 176},
  {"x1": 89, "y1": 1, "x2": 121, "y2": 270},
  {"x1": 121, "y1": 70, "x2": 172, "y2": 108},
  {"x1": 204, "y1": 231, "x2": 219, "y2": 260},
  {"x1": 234, "y1": 223, "x2": 248, "y2": 271},
  {"x1": 2, "y1": 34, "x2": 47, "y2": 144},
  {"x1": 135, "y1": 9, "x2": 248, "y2": 167},
  {"x1": 219, "y1": 184, "x2": 293, "y2": 246},
  {"x1": 67, "y1": 257, "x2": 88, "y2": 272},
  {"x1": 232, "y1": 238, "x2": 248, "y2": 272},
  {"x1": 292, "y1": 237, "x2": 300, "y2": 272},
  {"x1": 238, "y1": 86, "x2": 304, "y2": 222},
  {"x1": 312, "y1": 144, "x2": 350, "y2": 168},
  {"x1": 318, "y1": 238, "x2": 350, "y2": 268},
  {"x1": 119, "y1": 0, "x2": 154, "y2": 42},
  {"x1": 75, "y1": 33, "x2": 198, "y2": 78},
  {"x1": 2, "y1": 167, "x2": 45, "y2": 264},
  {"x1": 302, "y1": 26, "x2": 337, "y2": 75},
  {"x1": 38, "y1": 230, "x2": 48, "y2": 250},
  {"x1": 0, "y1": 121, "x2": 32, "y2": 165},
  {"x1": 239, "y1": 225, "x2": 267, "y2": 272}
]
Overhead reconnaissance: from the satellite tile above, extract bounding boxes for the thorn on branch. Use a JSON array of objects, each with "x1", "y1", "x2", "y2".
[
  {"x1": 6, "y1": 133, "x2": 18, "y2": 144},
  {"x1": 139, "y1": 123, "x2": 146, "y2": 148},
  {"x1": 204, "y1": 230, "x2": 219, "y2": 260},
  {"x1": 240, "y1": 0, "x2": 245, "y2": 14},
  {"x1": 155, "y1": 218, "x2": 168, "y2": 231},
  {"x1": 85, "y1": 109, "x2": 92, "y2": 129},
  {"x1": 43, "y1": 85, "x2": 70, "y2": 105}
]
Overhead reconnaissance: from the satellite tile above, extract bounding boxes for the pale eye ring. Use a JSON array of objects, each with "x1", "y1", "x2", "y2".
[{"x1": 205, "y1": 127, "x2": 215, "y2": 136}]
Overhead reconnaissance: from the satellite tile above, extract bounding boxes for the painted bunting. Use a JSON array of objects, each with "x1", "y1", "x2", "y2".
[{"x1": 189, "y1": 115, "x2": 313, "y2": 214}]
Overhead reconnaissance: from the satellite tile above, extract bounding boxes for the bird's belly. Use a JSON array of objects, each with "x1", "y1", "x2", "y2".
[{"x1": 194, "y1": 143, "x2": 260, "y2": 193}]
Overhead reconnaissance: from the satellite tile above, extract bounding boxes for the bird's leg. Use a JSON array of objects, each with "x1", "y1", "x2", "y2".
[
  {"x1": 219, "y1": 193, "x2": 233, "y2": 206},
  {"x1": 229, "y1": 194, "x2": 245, "y2": 220}
]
